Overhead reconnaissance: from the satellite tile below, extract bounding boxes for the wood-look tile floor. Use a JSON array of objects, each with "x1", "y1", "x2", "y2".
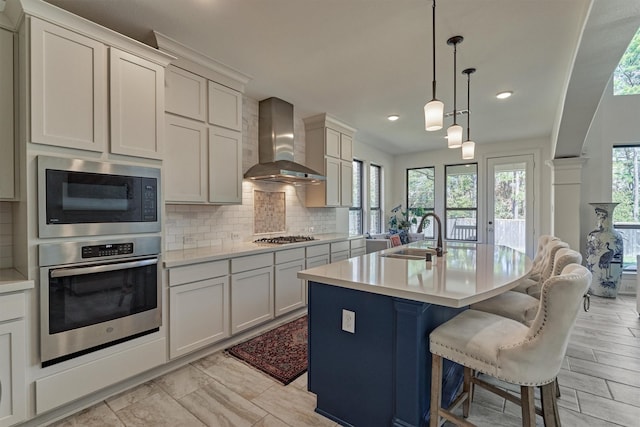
[{"x1": 49, "y1": 295, "x2": 640, "y2": 427}]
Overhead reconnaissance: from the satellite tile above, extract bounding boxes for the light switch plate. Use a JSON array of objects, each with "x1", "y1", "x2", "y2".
[{"x1": 342, "y1": 309, "x2": 355, "y2": 333}]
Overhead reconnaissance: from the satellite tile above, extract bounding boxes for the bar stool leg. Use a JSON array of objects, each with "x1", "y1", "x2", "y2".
[
  {"x1": 462, "y1": 367, "x2": 472, "y2": 418},
  {"x1": 430, "y1": 354, "x2": 443, "y2": 427},
  {"x1": 541, "y1": 382, "x2": 561, "y2": 427},
  {"x1": 521, "y1": 385, "x2": 536, "y2": 427}
]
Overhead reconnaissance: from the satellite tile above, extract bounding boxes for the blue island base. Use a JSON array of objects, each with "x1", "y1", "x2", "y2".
[{"x1": 308, "y1": 281, "x2": 465, "y2": 427}]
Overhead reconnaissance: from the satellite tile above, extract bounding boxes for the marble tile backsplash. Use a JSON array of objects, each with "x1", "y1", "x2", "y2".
[
  {"x1": 254, "y1": 190, "x2": 286, "y2": 234},
  {"x1": 0, "y1": 202, "x2": 13, "y2": 269},
  {"x1": 165, "y1": 96, "x2": 337, "y2": 251}
]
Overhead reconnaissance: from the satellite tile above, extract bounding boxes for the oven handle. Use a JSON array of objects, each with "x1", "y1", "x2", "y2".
[{"x1": 50, "y1": 258, "x2": 158, "y2": 278}]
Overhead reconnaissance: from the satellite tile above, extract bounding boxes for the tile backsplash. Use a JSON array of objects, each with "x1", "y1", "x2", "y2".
[
  {"x1": 0, "y1": 202, "x2": 12, "y2": 269},
  {"x1": 165, "y1": 96, "x2": 338, "y2": 251},
  {"x1": 254, "y1": 190, "x2": 286, "y2": 234}
]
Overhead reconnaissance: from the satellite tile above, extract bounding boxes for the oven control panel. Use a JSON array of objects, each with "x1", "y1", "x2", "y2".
[{"x1": 81, "y1": 243, "x2": 134, "y2": 258}]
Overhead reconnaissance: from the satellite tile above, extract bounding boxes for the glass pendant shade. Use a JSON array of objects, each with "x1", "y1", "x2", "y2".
[
  {"x1": 424, "y1": 99, "x2": 444, "y2": 131},
  {"x1": 462, "y1": 140, "x2": 475, "y2": 159},
  {"x1": 447, "y1": 124, "x2": 463, "y2": 148}
]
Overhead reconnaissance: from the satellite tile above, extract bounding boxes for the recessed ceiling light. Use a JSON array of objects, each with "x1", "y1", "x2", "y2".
[
  {"x1": 387, "y1": 115, "x2": 400, "y2": 121},
  {"x1": 496, "y1": 91, "x2": 513, "y2": 100}
]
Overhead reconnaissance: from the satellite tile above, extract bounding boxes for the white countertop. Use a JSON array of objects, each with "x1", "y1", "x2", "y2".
[
  {"x1": 0, "y1": 268, "x2": 35, "y2": 294},
  {"x1": 298, "y1": 241, "x2": 532, "y2": 308},
  {"x1": 164, "y1": 233, "x2": 364, "y2": 268}
]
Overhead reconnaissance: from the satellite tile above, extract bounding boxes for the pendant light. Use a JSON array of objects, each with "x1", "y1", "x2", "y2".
[
  {"x1": 447, "y1": 35, "x2": 464, "y2": 148},
  {"x1": 424, "y1": 0, "x2": 443, "y2": 131},
  {"x1": 462, "y1": 67, "x2": 476, "y2": 160}
]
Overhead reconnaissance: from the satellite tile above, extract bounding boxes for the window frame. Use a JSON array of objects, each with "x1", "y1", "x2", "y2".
[
  {"x1": 406, "y1": 166, "x2": 435, "y2": 237},
  {"x1": 444, "y1": 163, "x2": 478, "y2": 241},
  {"x1": 611, "y1": 144, "x2": 640, "y2": 271},
  {"x1": 369, "y1": 163, "x2": 382, "y2": 234},
  {"x1": 349, "y1": 159, "x2": 363, "y2": 235}
]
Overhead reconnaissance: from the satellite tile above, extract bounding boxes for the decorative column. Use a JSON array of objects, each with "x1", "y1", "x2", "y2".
[{"x1": 546, "y1": 157, "x2": 588, "y2": 250}]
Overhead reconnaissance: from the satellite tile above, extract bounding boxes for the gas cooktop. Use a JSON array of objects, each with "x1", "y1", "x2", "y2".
[{"x1": 253, "y1": 235, "x2": 317, "y2": 245}]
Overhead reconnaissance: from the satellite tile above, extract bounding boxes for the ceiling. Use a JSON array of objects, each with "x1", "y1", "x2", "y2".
[{"x1": 41, "y1": 0, "x2": 640, "y2": 156}]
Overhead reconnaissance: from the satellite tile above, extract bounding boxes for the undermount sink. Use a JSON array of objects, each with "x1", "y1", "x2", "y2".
[{"x1": 379, "y1": 247, "x2": 437, "y2": 260}]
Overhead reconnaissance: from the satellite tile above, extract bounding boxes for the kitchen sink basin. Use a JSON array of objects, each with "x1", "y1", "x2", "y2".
[{"x1": 379, "y1": 248, "x2": 437, "y2": 260}]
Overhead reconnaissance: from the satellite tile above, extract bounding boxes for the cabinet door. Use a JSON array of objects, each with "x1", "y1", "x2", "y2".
[
  {"x1": 325, "y1": 127, "x2": 341, "y2": 158},
  {"x1": 30, "y1": 18, "x2": 107, "y2": 152},
  {"x1": 0, "y1": 320, "x2": 26, "y2": 427},
  {"x1": 231, "y1": 266, "x2": 274, "y2": 334},
  {"x1": 208, "y1": 81, "x2": 242, "y2": 131},
  {"x1": 0, "y1": 29, "x2": 14, "y2": 199},
  {"x1": 110, "y1": 47, "x2": 164, "y2": 159},
  {"x1": 325, "y1": 156, "x2": 341, "y2": 207},
  {"x1": 340, "y1": 133, "x2": 353, "y2": 161},
  {"x1": 275, "y1": 259, "x2": 306, "y2": 316},
  {"x1": 165, "y1": 66, "x2": 206, "y2": 121},
  {"x1": 169, "y1": 277, "x2": 229, "y2": 359},
  {"x1": 165, "y1": 115, "x2": 208, "y2": 203},
  {"x1": 209, "y1": 126, "x2": 242, "y2": 204},
  {"x1": 340, "y1": 160, "x2": 353, "y2": 207}
]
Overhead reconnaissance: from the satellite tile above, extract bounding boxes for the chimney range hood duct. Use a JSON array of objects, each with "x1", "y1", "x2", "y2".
[{"x1": 244, "y1": 97, "x2": 325, "y2": 184}]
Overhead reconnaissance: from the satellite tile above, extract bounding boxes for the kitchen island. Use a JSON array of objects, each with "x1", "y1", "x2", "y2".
[{"x1": 298, "y1": 242, "x2": 532, "y2": 427}]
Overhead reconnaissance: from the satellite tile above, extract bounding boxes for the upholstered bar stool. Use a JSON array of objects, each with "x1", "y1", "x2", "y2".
[
  {"x1": 512, "y1": 239, "x2": 569, "y2": 294},
  {"x1": 471, "y1": 248, "x2": 583, "y2": 326},
  {"x1": 429, "y1": 264, "x2": 591, "y2": 427}
]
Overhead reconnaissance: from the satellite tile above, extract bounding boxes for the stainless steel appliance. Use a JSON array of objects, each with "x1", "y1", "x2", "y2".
[
  {"x1": 253, "y1": 235, "x2": 317, "y2": 245},
  {"x1": 38, "y1": 155, "x2": 160, "y2": 238},
  {"x1": 39, "y1": 236, "x2": 161, "y2": 366}
]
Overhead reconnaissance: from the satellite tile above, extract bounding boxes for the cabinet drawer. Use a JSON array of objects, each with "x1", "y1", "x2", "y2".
[
  {"x1": 330, "y1": 240, "x2": 349, "y2": 253},
  {"x1": 275, "y1": 248, "x2": 305, "y2": 264},
  {"x1": 0, "y1": 292, "x2": 25, "y2": 321},
  {"x1": 231, "y1": 252, "x2": 273, "y2": 274},
  {"x1": 350, "y1": 248, "x2": 366, "y2": 257},
  {"x1": 330, "y1": 251, "x2": 350, "y2": 263},
  {"x1": 350, "y1": 238, "x2": 365, "y2": 249},
  {"x1": 306, "y1": 243, "x2": 330, "y2": 257},
  {"x1": 306, "y1": 254, "x2": 329, "y2": 269},
  {"x1": 169, "y1": 260, "x2": 229, "y2": 286}
]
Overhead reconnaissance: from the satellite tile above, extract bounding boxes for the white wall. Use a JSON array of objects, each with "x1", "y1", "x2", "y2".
[
  {"x1": 393, "y1": 136, "x2": 553, "y2": 246},
  {"x1": 581, "y1": 80, "x2": 640, "y2": 255}
]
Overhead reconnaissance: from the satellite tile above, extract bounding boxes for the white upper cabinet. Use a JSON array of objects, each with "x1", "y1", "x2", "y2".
[
  {"x1": 209, "y1": 126, "x2": 242, "y2": 204},
  {"x1": 165, "y1": 66, "x2": 206, "y2": 121},
  {"x1": 208, "y1": 81, "x2": 242, "y2": 131},
  {"x1": 0, "y1": 28, "x2": 15, "y2": 200},
  {"x1": 304, "y1": 114, "x2": 356, "y2": 208},
  {"x1": 30, "y1": 17, "x2": 107, "y2": 152},
  {"x1": 164, "y1": 114, "x2": 208, "y2": 202},
  {"x1": 110, "y1": 48, "x2": 165, "y2": 159},
  {"x1": 28, "y1": 16, "x2": 172, "y2": 159}
]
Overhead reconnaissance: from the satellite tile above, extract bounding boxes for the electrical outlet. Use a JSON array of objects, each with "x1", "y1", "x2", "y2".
[
  {"x1": 231, "y1": 232, "x2": 240, "y2": 240},
  {"x1": 342, "y1": 309, "x2": 355, "y2": 334},
  {"x1": 183, "y1": 236, "x2": 195, "y2": 245}
]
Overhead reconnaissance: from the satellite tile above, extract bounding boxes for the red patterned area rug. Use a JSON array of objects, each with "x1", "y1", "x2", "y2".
[{"x1": 226, "y1": 316, "x2": 307, "y2": 385}]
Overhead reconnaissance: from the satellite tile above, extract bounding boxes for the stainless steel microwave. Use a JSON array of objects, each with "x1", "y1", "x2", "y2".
[{"x1": 38, "y1": 156, "x2": 161, "y2": 238}]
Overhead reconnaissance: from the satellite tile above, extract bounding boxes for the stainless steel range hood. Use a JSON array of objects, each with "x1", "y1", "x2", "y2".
[{"x1": 244, "y1": 97, "x2": 325, "y2": 184}]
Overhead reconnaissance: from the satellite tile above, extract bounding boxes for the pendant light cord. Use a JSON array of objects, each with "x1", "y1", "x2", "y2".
[
  {"x1": 431, "y1": 0, "x2": 437, "y2": 100},
  {"x1": 466, "y1": 71, "x2": 471, "y2": 141},
  {"x1": 453, "y1": 42, "x2": 458, "y2": 125}
]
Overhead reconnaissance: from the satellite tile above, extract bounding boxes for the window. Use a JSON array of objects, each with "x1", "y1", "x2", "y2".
[
  {"x1": 407, "y1": 167, "x2": 435, "y2": 237},
  {"x1": 613, "y1": 27, "x2": 640, "y2": 96},
  {"x1": 445, "y1": 163, "x2": 478, "y2": 241},
  {"x1": 369, "y1": 164, "x2": 382, "y2": 233},
  {"x1": 612, "y1": 145, "x2": 640, "y2": 270},
  {"x1": 349, "y1": 159, "x2": 363, "y2": 235}
]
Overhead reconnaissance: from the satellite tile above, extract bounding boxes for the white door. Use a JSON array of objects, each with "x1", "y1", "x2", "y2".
[{"x1": 486, "y1": 155, "x2": 534, "y2": 256}]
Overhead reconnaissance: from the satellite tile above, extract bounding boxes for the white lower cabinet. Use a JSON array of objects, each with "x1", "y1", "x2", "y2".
[
  {"x1": 330, "y1": 240, "x2": 350, "y2": 262},
  {"x1": 274, "y1": 248, "x2": 306, "y2": 316},
  {"x1": 168, "y1": 260, "x2": 230, "y2": 359},
  {"x1": 231, "y1": 253, "x2": 274, "y2": 334},
  {"x1": 350, "y1": 237, "x2": 366, "y2": 258},
  {"x1": 0, "y1": 293, "x2": 26, "y2": 427}
]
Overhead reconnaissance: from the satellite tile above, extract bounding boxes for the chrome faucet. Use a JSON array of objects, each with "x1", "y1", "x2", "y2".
[{"x1": 417, "y1": 212, "x2": 444, "y2": 257}]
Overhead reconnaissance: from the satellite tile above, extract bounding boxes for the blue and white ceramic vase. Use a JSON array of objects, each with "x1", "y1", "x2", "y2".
[{"x1": 585, "y1": 203, "x2": 624, "y2": 298}]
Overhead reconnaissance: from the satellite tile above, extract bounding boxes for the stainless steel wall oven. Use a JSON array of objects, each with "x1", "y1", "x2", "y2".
[
  {"x1": 39, "y1": 236, "x2": 162, "y2": 366},
  {"x1": 38, "y1": 155, "x2": 160, "y2": 238}
]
